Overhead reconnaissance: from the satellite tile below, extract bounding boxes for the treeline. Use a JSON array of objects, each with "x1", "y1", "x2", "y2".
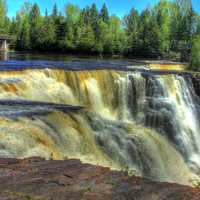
[{"x1": 0, "y1": 0, "x2": 200, "y2": 65}]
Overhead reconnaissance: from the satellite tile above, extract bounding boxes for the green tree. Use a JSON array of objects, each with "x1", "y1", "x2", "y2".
[
  {"x1": 95, "y1": 19, "x2": 109, "y2": 54},
  {"x1": 169, "y1": 1, "x2": 181, "y2": 53},
  {"x1": 51, "y1": 11, "x2": 66, "y2": 50},
  {"x1": 181, "y1": 0, "x2": 194, "y2": 61},
  {"x1": 78, "y1": 25, "x2": 95, "y2": 53},
  {"x1": 0, "y1": 0, "x2": 7, "y2": 34},
  {"x1": 7, "y1": 0, "x2": 200, "y2": 59},
  {"x1": 108, "y1": 15, "x2": 126, "y2": 54},
  {"x1": 190, "y1": 35, "x2": 200, "y2": 70},
  {"x1": 177, "y1": 0, "x2": 194, "y2": 61},
  {"x1": 124, "y1": 8, "x2": 140, "y2": 54},
  {"x1": 154, "y1": 0, "x2": 171, "y2": 57},
  {"x1": 17, "y1": 15, "x2": 30, "y2": 50},
  {"x1": 89, "y1": 3, "x2": 99, "y2": 36},
  {"x1": 39, "y1": 14, "x2": 56, "y2": 50},
  {"x1": 9, "y1": 17, "x2": 18, "y2": 46},
  {"x1": 52, "y1": 3, "x2": 58, "y2": 20},
  {"x1": 139, "y1": 9, "x2": 160, "y2": 57},
  {"x1": 170, "y1": 0, "x2": 194, "y2": 61},
  {"x1": 29, "y1": 3, "x2": 43, "y2": 50},
  {"x1": 66, "y1": 3, "x2": 80, "y2": 24},
  {"x1": 89, "y1": 3, "x2": 102, "y2": 53},
  {"x1": 82, "y1": 6, "x2": 90, "y2": 25},
  {"x1": 15, "y1": 2, "x2": 32, "y2": 50},
  {"x1": 65, "y1": 3, "x2": 81, "y2": 51},
  {"x1": 100, "y1": 3, "x2": 109, "y2": 23},
  {"x1": 195, "y1": 15, "x2": 200, "y2": 35}
]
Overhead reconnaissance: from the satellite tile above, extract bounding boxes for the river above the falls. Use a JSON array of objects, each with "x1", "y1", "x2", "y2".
[{"x1": 0, "y1": 51, "x2": 186, "y2": 71}]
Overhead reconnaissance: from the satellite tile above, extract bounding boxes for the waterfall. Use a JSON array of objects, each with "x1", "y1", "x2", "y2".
[
  {"x1": 0, "y1": 68, "x2": 199, "y2": 185},
  {"x1": 156, "y1": 76, "x2": 200, "y2": 173}
]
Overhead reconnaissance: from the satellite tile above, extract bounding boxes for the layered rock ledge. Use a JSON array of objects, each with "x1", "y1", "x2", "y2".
[{"x1": 0, "y1": 157, "x2": 200, "y2": 200}]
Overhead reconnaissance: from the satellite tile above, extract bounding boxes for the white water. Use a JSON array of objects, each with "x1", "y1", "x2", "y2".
[
  {"x1": 158, "y1": 76, "x2": 200, "y2": 172},
  {"x1": 0, "y1": 69, "x2": 198, "y2": 185}
]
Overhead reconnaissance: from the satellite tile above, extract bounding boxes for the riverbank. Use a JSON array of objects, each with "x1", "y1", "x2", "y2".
[
  {"x1": 0, "y1": 51, "x2": 188, "y2": 64},
  {"x1": 0, "y1": 157, "x2": 199, "y2": 200}
]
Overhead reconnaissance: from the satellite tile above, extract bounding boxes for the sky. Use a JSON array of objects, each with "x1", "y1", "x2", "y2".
[{"x1": 7, "y1": 0, "x2": 200, "y2": 18}]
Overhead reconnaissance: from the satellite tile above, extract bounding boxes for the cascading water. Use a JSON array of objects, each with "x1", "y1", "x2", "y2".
[
  {"x1": 0, "y1": 67, "x2": 199, "y2": 185},
  {"x1": 154, "y1": 76, "x2": 200, "y2": 173},
  {"x1": 139, "y1": 74, "x2": 200, "y2": 174}
]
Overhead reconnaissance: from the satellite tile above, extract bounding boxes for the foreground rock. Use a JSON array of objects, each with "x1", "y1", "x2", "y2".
[{"x1": 0, "y1": 158, "x2": 200, "y2": 200}]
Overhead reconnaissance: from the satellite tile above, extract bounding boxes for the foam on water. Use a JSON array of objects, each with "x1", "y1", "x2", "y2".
[{"x1": 0, "y1": 68, "x2": 198, "y2": 185}]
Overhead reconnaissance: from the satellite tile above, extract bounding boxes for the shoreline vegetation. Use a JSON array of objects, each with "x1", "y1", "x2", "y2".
[{"x1": 0, "y1": 0, "x2": 200, "y2": 69}]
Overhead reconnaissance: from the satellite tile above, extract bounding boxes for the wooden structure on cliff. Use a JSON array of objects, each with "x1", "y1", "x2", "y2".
[{"x1": 0, "y1": 35, "x2": 9, "y2": 52}]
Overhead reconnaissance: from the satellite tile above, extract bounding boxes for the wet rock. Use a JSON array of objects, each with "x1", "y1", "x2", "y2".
[
  {"x1": 191, "y1": 73, "x2": 200, "y2": 99},
  {"x1": 0, "y1": 158, "x2": 199, "y2": 200}
]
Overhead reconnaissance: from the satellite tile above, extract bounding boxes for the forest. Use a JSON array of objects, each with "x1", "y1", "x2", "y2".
[{"x1": 0, "y1": 0, "x2": 200, "y2": 69}]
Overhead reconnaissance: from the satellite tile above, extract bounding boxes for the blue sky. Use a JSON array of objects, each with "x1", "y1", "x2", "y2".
[{"x1": 7, "y1": 0, "x2": 200, "y2": 18}]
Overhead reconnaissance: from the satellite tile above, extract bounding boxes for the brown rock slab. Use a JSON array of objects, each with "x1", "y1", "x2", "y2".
[{"x1": 0, "y1": 158, "x2": 199, "y2": 200}]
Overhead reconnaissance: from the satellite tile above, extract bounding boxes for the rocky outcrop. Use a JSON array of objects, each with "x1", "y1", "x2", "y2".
[
  {"x1": 190, "y1": 73, "x2": 200, "y2": 99},
  {"x1": 0, "y1": 158, "x2": 199, "y2": 200}
]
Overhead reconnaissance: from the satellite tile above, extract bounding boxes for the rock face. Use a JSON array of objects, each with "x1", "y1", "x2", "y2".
[
  {"x1": 0, "y1": 158, "x2": 200, "y2": 200},
  {"x1": 191, "y1": 73, "x2": 200, "y2": 99}
]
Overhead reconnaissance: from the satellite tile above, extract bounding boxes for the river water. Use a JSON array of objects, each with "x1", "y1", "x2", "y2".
[{"x1": 0, "y1": 52, "x2": 199, "y2": 186}]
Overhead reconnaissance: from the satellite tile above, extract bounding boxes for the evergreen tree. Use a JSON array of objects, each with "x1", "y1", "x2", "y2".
[
  {"x1": 89, "y1": 3, "x2": 99, "y2": 36},
  {"x1": 17, "y1": 15, "x2": 30, "y2": 50},
  {"x1": 195, "y1": 16, "x2": 200, "y2": 35},
  {"x1": 179, "y1": 0, "x2": 194, "y2": 61},
  {"x1": 15, "y1": 2, "x2": 32, "y2": 50},
  {"x1": 9, "y1": 17, "x2": 18, "y2": 44},
  {"x1": 51, "y1": 4, "x2": 66, "y2": 49},
  {"x1": 124, "y1": 8, "x2": 140, "y2": 54},
  {"x1": 52, "y1": 3, "x2": 58, "y2": 19},
  {"x1": 190, "y1": 35, "x2": 200, "y2": 70},
  {"x1": 139, "y1": 9, "x2": 160, "y2": 57},
  {"x1": 0, "y1": 0, "x2": 7, "y2": 34},
  {"x1": 100, "y1": 3, "x2": 109, "y2": 23},
  {"x1": 39, "y1": 14, "x2": 56, "y2": 50},
  {"x1": 29, "y1": 3, "x2": 43, "y2": 50},
  {"x1": 169, "y1": 0, "x2": 194, "y2": 61},
  {"x1": 5, "y1": 0, "x2": 200, "y2": 61},
  {"x1": 82, "y1": 6, "x2": 90, "y2": 25},
  {"x1": 154, "y1": 0, "x2": 171, "y2": 57},
  {"x1": 95, "y1": 18, "x2": 109, "y2": 54},
  {"x1": 54, "y1": 13, "x2": 66, "y2": 50}
]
